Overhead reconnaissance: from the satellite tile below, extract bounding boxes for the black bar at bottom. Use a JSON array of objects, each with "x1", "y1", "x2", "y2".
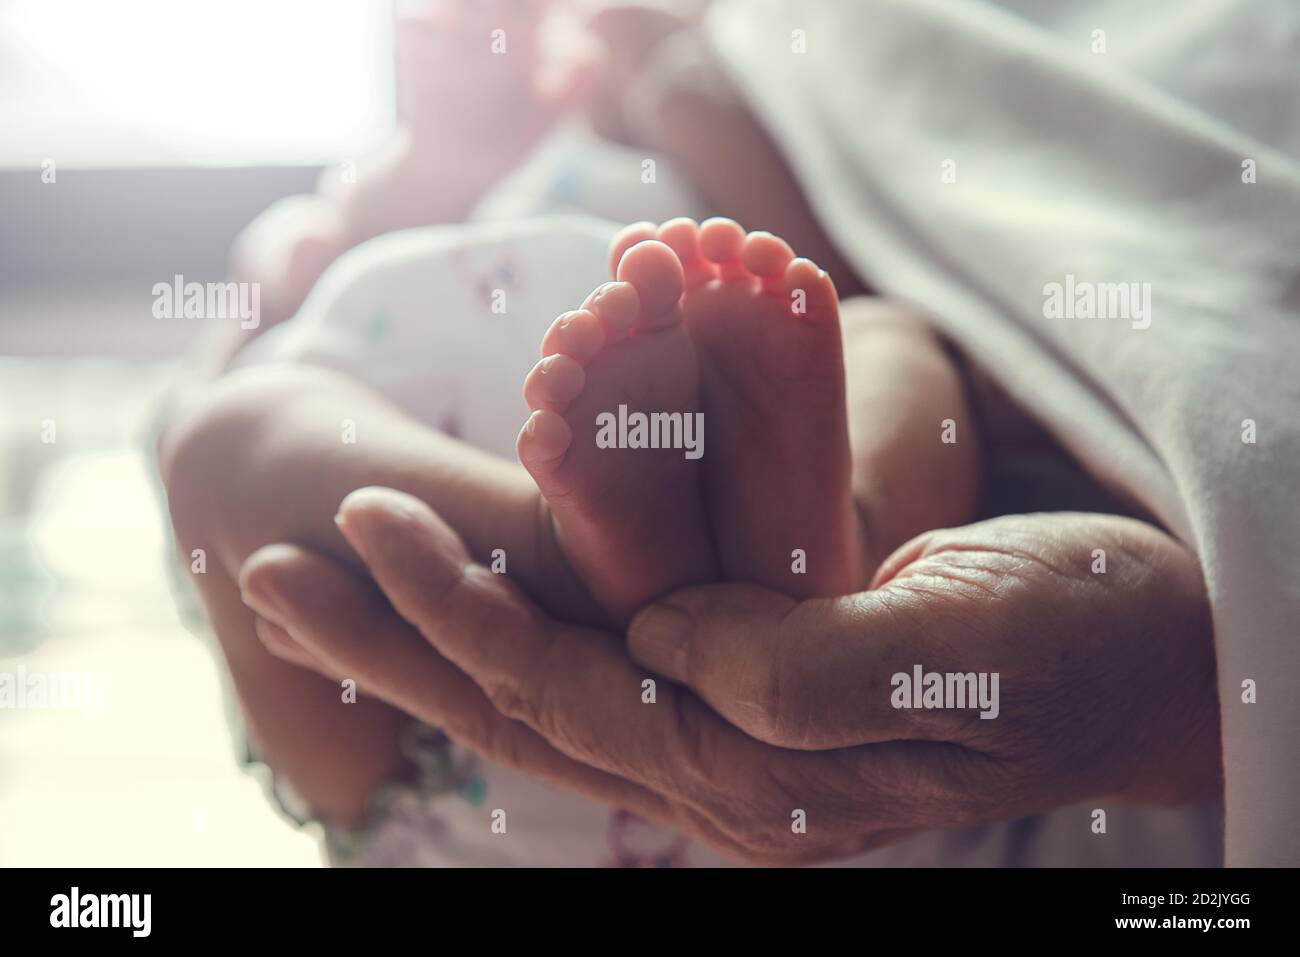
[{"x1": 0, "y1": 866, "x2": 1283, "y2": 944}]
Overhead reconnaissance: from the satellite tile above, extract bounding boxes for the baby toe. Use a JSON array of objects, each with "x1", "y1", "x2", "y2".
[
  {"x1": 699, "y1": 217, "x2": 748, "y2": 281},
  {"x1": 741, "y1": 230, "x2": 796, "y2": 294},
  {"x1": 541, "y1": 308, "x2": 605, "y2": 362},
  {"x1": 615, "y1": 240, "x2": 685, "y2": 329},
  {"x1": 523, "y1": 354, "x2": 586, "y2": 412},
  {"x1": 783, "y1": 258, "x2": 839, "y2": 323},
  {"x1": 583, "y1": 281, "x2": 641, "y2": 338},
  {"x1": 656, "y1": 217, "x2": 715, "y2": 288},
  {"x1": 607, "y1": 221, "x2": 659, "y2": 278}
]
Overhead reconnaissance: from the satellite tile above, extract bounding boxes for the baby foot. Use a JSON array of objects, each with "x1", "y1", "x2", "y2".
[
  {"x1": 517, "y1": 240, "x2": 716, "y2": 622},
  {"x1": 608, "y1": 218, "x2": 862, "y2": 598}
]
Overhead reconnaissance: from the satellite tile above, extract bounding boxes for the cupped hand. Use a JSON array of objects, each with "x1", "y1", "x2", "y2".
[{"x1": 239, "y1": 486, "x2": 1220, "y2": 864}]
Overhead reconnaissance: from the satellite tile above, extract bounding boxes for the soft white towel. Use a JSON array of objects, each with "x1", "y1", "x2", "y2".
[{"x1": 708, "y1": 0, "x2": 1300, "y2": 866}]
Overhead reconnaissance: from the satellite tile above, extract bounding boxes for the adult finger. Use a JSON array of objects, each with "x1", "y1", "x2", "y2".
[
  {"x1": 237, "y1": 542, "x2": 673, "y2": 824},
  {"x1": 627, "y1": 582, "x2": 956, "y2": 749},
  {"x1": 331, "y1": 488, "x2": 790, "y2": 819}
]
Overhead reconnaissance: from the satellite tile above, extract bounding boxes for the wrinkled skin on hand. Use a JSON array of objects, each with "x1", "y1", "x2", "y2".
[{"x1": 240, "y1": 490, "x2": 1220, "y2": 864}]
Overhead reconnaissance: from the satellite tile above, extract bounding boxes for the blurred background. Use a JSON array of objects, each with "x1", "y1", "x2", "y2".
[{"x1": 0, "y1": 0, "x2": 399, "y2": 866}]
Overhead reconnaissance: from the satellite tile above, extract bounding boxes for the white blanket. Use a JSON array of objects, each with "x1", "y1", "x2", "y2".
[{"x1": 708, "y1": 0, "x2": 1300, "y2": 865}]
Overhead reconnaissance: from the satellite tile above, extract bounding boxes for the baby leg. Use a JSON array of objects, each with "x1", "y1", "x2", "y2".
[{"x1": 840, "y1": 297, "x2": 983, "y2": 575}]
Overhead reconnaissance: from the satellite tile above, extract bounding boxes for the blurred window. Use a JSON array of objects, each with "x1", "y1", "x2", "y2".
[
  {"x1": 0, "y1": 0, "x2": 396, "y2": 305},
  {"x1": 0, "y1": 0, "x2": 394, "y2": 168}
]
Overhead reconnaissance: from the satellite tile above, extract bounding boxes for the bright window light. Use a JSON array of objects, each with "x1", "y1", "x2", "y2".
[{"x1": 0, "y1": 0, "x2": 395, "y2": 168}]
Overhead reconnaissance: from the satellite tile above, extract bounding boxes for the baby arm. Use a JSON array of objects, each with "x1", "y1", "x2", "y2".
[
  {"x1": 160, "y1": 364, "x2": 600, "y2": 827},
  {"x1": 230, "y1": 0, "x2": 578, "y2": 331}
]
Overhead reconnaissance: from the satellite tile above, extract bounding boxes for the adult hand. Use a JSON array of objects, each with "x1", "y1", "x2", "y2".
[{"x1": 240, "y1": 488, "x2": 1221, "y2": 864}]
